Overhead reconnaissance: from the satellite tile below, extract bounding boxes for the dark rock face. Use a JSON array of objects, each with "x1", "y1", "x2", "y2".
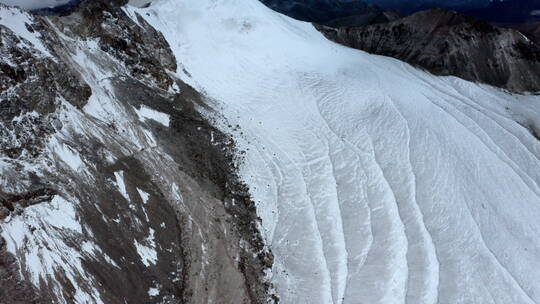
[
  {"x1": 508, "y1": 22, "x2": 540, "y2": 44},
  {"x1": 323, "y1": 10, "x2": 402, "y2": 28},
  {"x1": 260, "y1": 0, "x2": 381, "y2": 24},
  {"x1": 32, "y1": 0, "x2": 129, "y2": 15},
  {"x1": 50, "y1": 0, "x2": 175, "y2": 90},
  {"x1": 317, "y1": 8, "x2": 540, "y2": 93},
  {"x1": 0, "y1": 2, "x2": 273, "y2": 304},
  {"x1": 363, "y1": 0, "x2": 539, "y2": 24},
  {"x1": 461, "y1": 0, "x2": 540, "y2": 24},
  {"x1": 0, "y1": 20, "x2": 91, "y2": 121}
]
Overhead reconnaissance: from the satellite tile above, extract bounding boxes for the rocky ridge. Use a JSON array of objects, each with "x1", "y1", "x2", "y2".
[
  {"x1": 317, "y1": 8, "x2": 540, "y2": 93},
  {"x1": 0, "y1": 1, "x2": 273, "y2": 303},
  {"x1": 508, "y1": 22, "x2": 540, "y2": 44}
]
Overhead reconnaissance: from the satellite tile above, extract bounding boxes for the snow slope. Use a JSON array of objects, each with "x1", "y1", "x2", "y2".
[{"x1": 134, "y1": 0, "x2": 540, "y2": 303}]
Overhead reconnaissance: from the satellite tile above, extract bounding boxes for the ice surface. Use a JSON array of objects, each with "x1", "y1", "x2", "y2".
[{"x1": 135, "y1": 0, "x2": 540, "y2": 303}]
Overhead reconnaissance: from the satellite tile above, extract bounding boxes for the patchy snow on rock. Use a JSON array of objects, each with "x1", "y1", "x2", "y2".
[
  {"x1": 1, "y1": 195, "x2": 105, "y2": 303},
  {"x1": 137, "y1": 188, "x2": 150, "y2": 204},
  {"x1": 142, "y1": 128, "x2": 157, "y2": 147},
  {"x1": 135, "y1": 228, "x2": 158, "y2": 267},
  {"x1": 136, "y1": 188, "x2": 151, "y2": 221},
  {"x1": 50, "y1": 138, "x2": 84, "y2": 171},
  {"x1": 135, "y1": 105, "x2": 170, "y2": 127},
  {"x1": 171, "y1": 182, "x2": 183, "y2": 203},
  {"x1": 134, "y1": 241, "x2": 156, "y2": 266},
  {"x1": 148, "y1": 287, "x2": 160, "y2": 297},
  {"x1": 169, "y1": 80, "x2": 181, "y2": 94},
  {"x1": 0, "y1": 6, "x2": 52, "y2": 57},
  {"x1": 113, "y1": 171, "x2": 130, "y2": 201}
]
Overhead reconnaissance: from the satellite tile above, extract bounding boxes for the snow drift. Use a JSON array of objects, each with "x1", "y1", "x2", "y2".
[{"x1": 133, "y1": 0, "x2": 540, "y2": 303}]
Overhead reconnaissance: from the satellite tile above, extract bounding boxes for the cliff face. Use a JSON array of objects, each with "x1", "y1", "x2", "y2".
[
  {"x1": 0, "y1": 2, "x2": 272, "y2": 303},
  {"x1": 318, "y1": 8, "x2": 540, "y2": 93}
]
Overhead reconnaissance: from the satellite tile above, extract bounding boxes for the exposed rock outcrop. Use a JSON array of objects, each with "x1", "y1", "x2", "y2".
[
  {"x1": 0, "y1": 2, "x2": 273, "y2": 303},
  {"x1": 508, "y1": 22, "x2": 540, "y2": 44},
  {"x1": 317, "y1": 8, "x2": 540, "y2": 93}
]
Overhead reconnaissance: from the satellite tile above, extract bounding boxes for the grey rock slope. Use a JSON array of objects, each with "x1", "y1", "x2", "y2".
[
  {"x1": 0, "y1": 1, "x2": 273, "y2": 303},
  {"x1": 318, "y1": 8, "x2": 540, "y2": 93},
  {"x1": 508, "y1": 22, "x2": 540, "y2": 44}
]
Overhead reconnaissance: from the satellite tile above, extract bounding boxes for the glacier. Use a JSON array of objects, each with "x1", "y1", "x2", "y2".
[{"x1": 133, "y1": 0, "x2": 540, "y2": 303}]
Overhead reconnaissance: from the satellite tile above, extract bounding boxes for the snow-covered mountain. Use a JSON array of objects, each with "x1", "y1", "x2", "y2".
[{"x1": 2, "y1": 0, "x2": 540, "y2": 303}]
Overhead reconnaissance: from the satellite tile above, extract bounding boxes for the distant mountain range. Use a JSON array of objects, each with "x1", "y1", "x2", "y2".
[
  {"x1": 30, "y1": 0, "x2": 82, "y2": 15},
  {"x1": 364, "y1": 0, "x2": 490, "y2": 12},
  {"x1": 261, "y1": 0, "x2": 540, "y2": 24},
  {"x1": 318, "y1": 8, "x2": 540, "y2": 93},
  {"x1": 0, "y1": 0, "x2": 72, "y2": 10},
  {"x1": 460, "y1": 0, "x2": 540, "y2": 23},
  {"x1": 13, "y1": 0, "x2": 540, "y2": 24},
  {"x1": 28, "y1": 0, "x2": 138, "y2": 15},
  {"x1": 259, "y1": 0, "x2": 381, "y2": 23}
]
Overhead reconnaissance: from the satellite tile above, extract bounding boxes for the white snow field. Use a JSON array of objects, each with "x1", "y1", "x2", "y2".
[{"x1": 132, "y1": 0, "x2": 540, "y2": 303}]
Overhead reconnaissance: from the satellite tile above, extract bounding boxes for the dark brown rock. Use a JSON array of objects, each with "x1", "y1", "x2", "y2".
[{"x1": 317, "y1": 8, "x2": 540, "y2": 93}]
